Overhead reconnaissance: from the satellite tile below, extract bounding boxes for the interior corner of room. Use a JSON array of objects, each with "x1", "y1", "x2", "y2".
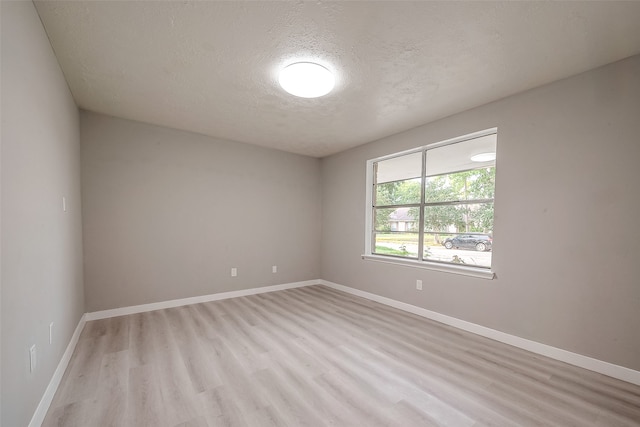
[{"x1": 2, "y1": 1, "x2": 640, "y2": 426}]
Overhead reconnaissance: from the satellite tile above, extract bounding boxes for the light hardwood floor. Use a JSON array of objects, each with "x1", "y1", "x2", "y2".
[{"x1": 43, "y1": 285, "x2": 640, "y2": 426}]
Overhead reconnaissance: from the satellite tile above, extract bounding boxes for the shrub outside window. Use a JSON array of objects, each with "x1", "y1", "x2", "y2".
[{"x1": 367, "y1": 129, "x2": 497, "y2": 270}]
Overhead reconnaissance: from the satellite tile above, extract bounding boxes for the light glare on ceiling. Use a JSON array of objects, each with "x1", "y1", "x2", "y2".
[
  {"x1": 279, "y1": 62, "x2": 334, "y2": 98},
  {"x1": 470, "y1": 152, "x2": 496, "y2": 162}
]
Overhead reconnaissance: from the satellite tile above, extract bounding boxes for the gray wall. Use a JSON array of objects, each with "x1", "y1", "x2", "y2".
[
  {"x1": 81, "y1": 112, "x2": 322, "y2": 312},
  {"x1": 321, "y1": 55, "x2": 640, "y2": 371},
  {"x1": 1, "y1": 2, "x2": 85, "y2": 426}
]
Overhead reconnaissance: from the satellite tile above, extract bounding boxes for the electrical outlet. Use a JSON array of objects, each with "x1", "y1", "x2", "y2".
[
  {"x1": 30, "y1": 345, "x2": 37, "y2": 372},
  {"x1": 416, "y1": 279, "x2": 423, "y2": 290},
  {"x1": 231, "y1": 267, "x2": 237, "y2": 277},
  {"x1": 272, "y1": 265, "x2": 277, "y2": 273},
  {"x1": 49, "y1": 322, "x2": 54, "y2": 344}
]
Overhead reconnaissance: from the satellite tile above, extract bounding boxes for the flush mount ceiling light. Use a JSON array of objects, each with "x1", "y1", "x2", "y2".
[
  {"x1": 279, "y1": 62, "x2": 335, "y2": 98},
  {"x1": 470, "y1": 152, "x2": 497, "y2": 162}
]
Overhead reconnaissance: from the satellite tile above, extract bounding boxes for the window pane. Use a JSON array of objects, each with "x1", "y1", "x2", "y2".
[
  {"x1": 461, "y1": 202, "x2": 494, "y2": 233},
  {"x1": 423, "y1": 205, "x2": 463, "y2": 233},
  {"x1": 423, "y1": 203, "x2": 493, "y2": 234},
  {"x1": 425, "y1": 167, "x2": 495, "y2": 203},
  {"x1": 426, "y1": 133, "x2": 496, "y2": 176},
  {"x1": 465, "y1": 167, "x2": 495, "y2": 200},
  {"x1": 375, "y1": 207, "x2": 419, "y2": 232},
  {"x1": 425, "y1": 174, "x2": 463, "y2": 203},
  {"x1": 376, "y1": 152, "x2": 422, "y2": 184},
  {"x1": 423, "y1": 232, "x2": 492, "y2": 268},
  {"x1": 374, "y1": 232, "x2": 419, "y2": 258},
  {"x1": 375, "y1": 178, "x2": 421, "y2": 206}
]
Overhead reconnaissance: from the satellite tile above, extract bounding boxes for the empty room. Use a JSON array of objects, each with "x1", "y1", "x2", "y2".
[{"x1": 2, "y1": 1, "x2": 640, "y2": 426}]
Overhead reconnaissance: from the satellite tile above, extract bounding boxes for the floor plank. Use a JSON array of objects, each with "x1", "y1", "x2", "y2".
[{"x1": 42, "y1": 285, "x2": 640, "y2": 426}]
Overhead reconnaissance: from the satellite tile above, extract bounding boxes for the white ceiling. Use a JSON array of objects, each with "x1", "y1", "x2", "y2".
[{"x1": 34, "y1": 1, "x2": 640, "y2": 158}]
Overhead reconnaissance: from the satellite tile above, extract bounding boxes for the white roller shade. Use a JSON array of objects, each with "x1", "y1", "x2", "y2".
[{"x1": 375, "y1": 152, "x2": 422, "y2": 184}]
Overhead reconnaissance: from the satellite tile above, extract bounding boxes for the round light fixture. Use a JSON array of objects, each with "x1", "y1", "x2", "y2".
[
  {"x1": 279, "y1": 62, "x2": 335, "y2": 98},
  {"x1": 470, "y1": 152, "x2": 496, "y2": 162}
]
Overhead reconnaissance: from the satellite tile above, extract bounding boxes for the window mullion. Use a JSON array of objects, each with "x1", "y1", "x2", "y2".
[
  {"x1": 371, "y1": 162, "x2": 378, "y2": 254},
  {"x1": 373, "y1": 203, "x2": 421, "y2": 210},
  {"x1": 424, "y1": 198, "x2": 494, "y2": 207},
  {"x1": 417, "y1": 150, "x2": 427, "y2": 261}
]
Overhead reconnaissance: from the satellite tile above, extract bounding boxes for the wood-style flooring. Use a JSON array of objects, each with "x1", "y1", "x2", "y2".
[{"x1": 43, "y1": 285, "x2": 640, "y2": 426}]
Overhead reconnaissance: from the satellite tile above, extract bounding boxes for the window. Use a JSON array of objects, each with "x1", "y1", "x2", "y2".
[{"x1": 365, "y1": 129, "x2": 497, "y2": 275}]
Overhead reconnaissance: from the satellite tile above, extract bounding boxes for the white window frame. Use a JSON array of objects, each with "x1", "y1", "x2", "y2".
[{"x1": 363, "y1": 128, "x2": 497, "y2": 279}]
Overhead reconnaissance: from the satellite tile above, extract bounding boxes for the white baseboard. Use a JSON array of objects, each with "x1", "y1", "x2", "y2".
[
  {"x1": 85, "y1": 279, "x2": 319, "y2": 321},
  {"x1": 28, "y1": 313, "x2": 87, "y2": 427},
  {"x1": 319, "y1": 279, "x2": 640, "y2": 386}
]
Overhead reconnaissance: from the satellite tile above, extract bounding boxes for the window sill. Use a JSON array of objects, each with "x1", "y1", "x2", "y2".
[{"x1": 361, "y1": 254, "x2": 495, "y2": 280}]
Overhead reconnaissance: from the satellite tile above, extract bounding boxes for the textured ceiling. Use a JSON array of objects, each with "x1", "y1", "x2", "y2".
[{"x1": 34, "y1": 1, "x2": 640, "y2": 157}]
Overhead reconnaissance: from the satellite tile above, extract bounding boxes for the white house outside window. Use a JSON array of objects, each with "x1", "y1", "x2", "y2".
[{"x1": 365, "y1": 129, "x2": 497, "y2": 275}]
